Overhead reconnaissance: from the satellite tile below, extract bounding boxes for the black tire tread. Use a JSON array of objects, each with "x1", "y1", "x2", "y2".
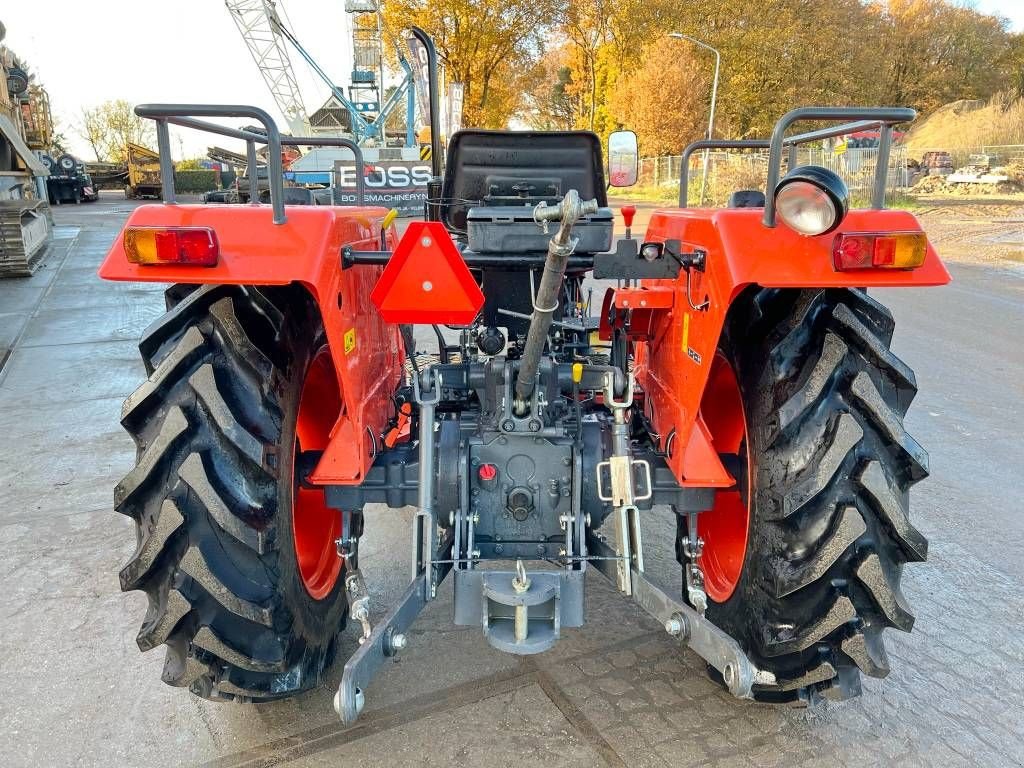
[
  {"x1": 116, "y1": 284, "x2": 346, "y2": 702},
  {"x1": 114, "y1": 406, "x2": 189, "y2": 508},
  {"x1": 859, "y1": 460, "x2": 928, "y2": 561},
  {"x1": 177, "y1": 452, "x2": 272, "y2": 554},
  {"x1": 763, "y1": 595, "x2": 856, "y2": 657},
  {"x1": 120, "y1": 499, "x2": 185, "y2": 591},
  {"x1": 193, "y1": 626, "x2": 287, "y2": 673},
  {"x1": 178, "y1": 546, "x2": 274, "y2": 627},
  {"x1": 772, "y1": 505, "x2": 866, "y2": 598},
  {"x1": 693, "y1": 288, "x2": 928, "y2": 702}
]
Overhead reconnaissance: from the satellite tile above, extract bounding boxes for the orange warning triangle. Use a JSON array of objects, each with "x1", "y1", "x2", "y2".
[{"x1": 371, "y1": 221, "x2": 484, "y2": 324}]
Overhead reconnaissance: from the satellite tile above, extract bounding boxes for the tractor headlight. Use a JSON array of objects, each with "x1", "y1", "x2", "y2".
[{"x1": 774, "y1": 166, "x2": 849, "y2": 236}]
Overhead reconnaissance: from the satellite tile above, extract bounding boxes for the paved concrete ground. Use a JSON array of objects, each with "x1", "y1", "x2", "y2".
[{"x1": 1, "y1": 194, "x2": 1022, "y2": 767}]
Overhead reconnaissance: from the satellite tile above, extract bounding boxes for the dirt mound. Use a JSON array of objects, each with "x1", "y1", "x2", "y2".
[{"x1": 906, "y1": 94, "x2": 1024, "y2": 159}]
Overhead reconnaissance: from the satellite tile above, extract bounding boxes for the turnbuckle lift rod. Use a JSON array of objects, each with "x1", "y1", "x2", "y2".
[
  {"x1": 594, "y1": 372, "x2": 650, "y2": 595},
  {"x1": 585, "y1": 372, "x2": 766, "y2": 696}
]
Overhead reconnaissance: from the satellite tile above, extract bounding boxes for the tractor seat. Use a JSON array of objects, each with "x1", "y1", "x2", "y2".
[
  {"x1": 728, "y1": 190, "x2": 766, "y2": 208},
  {"x1": 260, "y1": 187, "x2": 317, "y2": 206}
]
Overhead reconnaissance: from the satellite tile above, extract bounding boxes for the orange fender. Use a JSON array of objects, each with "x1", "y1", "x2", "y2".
[
  {"x1": 628, "y1": 207, "x2": 950, "y2": 486},
  {"x1": 98, "y1": 204, "x2": 404, "y2": 485}
]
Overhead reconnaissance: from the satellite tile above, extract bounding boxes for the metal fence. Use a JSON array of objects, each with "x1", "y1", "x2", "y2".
[{"x1": 639, "y1": 144, "x2": 912, "y2": 206}]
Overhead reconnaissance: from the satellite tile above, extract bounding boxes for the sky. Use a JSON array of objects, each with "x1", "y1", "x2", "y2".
[
  {"x1": 973, "y1": 0, "x2": 1024, "y2": 29},
  {"x1": 3, "y1": 1, "x2": 1023, "y2": 160},
  {"x1": 2, "y1": 1, "x2": 367, "y2": 159}
]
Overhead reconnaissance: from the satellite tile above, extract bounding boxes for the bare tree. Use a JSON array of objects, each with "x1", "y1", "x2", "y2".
[
  {"x1": 76, "y1": 101, "x2": 154, "y2": 162},
  {"x1": 77, "y1": 106, "x2": 110, "y2": 161}
]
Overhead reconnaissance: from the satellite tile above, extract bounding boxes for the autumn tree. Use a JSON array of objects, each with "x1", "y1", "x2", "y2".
[
  {"x1": 650, "y1": 0, "x2": 885, "y2": 138},
  {"x1": 561, "y1": 0, "x2": 613, "y2": 131},
  {"x1": 870, "y1": 0, "x2": 1015, "y2": 111},
  {"x1": 381, "y1": 0, "x2": 560, "y2": 128},
  {"x1": 543, "y1": 0, "x2": 1017, "y2": 148},
  {"x1": 76, "y1": 100, "x2": 154, "y2": 162},
  {"x1": 1005, "y1": 33, "x2": 1024, "y2": 97},
  {"x1": 525, "y1": 47, "x2": 580, "y2": 130},
  {"x1": 555, "y1": 0, "x2": 672, "y2": 134},
  {"x1": 608, "y1": 39, "x2": 709, "y2": 156}
]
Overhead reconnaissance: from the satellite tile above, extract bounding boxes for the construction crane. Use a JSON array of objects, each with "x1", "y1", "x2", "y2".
[
  {"x1": 225, "y1": 0, "x2": 310, "y2": 136},
  {"x1": 226, "y1": 0, "x2": 414, "y2": 146}
]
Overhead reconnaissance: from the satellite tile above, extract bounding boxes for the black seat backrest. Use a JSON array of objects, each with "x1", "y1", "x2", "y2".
[
  {"x1": 728, "y1": 190, "x2": 766, "y2": 208},
  {"x1": 440, "y1": 130, "x2": 608, "y2": 232},
  {"x1": 260, "y1": 187, "x2": 316, "y2": 205},
  {"x1": 283, "y1": 187, "x2": 315, "y2": 205}
]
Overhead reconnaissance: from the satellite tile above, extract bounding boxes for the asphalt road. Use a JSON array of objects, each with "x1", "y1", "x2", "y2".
[{"x1": 0, "y1": 194, "x2": 1021, "y2": 767}]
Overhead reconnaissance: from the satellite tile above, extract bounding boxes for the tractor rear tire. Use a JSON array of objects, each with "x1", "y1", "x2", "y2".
[
  {"x1": 679, "y1": 287, "x2": 928, "y2": 703},
  {"x1": 163, "y1": 283, "x2": 200, "y2": 310},
  {"x1": 115, "y1": 284, "x2": 351, "y2": 701}
]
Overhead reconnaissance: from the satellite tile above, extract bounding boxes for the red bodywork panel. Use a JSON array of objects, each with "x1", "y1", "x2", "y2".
[
  {"x1": 630, "y1": 207, "x2": 950, "y2": 487},
  {"x1": 99, "y1": 204, "x2": 404, "y2": 485}
]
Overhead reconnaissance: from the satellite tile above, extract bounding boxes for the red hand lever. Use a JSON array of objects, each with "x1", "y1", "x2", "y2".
[{"x1": 621, "y1": 205, "x2": 637, "y2": 228}]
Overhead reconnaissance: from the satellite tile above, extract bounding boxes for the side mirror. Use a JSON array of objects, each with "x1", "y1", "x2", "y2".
[{"x1": 608, "y1": 130, "x2": 638, "y2": 187}]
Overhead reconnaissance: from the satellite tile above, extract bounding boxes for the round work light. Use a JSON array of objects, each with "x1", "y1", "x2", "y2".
[{"x1": 774, "y1": 165, "x2": 849, "y2": 236}]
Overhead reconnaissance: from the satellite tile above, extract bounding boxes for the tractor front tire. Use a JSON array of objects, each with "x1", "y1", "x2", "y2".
[
  {"x1": 115, "y1": 284, "x2": 350, "y2": 701},
  {"x1": 681, "y1": 287, "x2": 928, "y2": 703}
]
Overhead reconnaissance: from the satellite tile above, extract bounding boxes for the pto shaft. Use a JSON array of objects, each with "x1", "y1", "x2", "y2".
[{"x1": 515, "y1": 190, "x2": 598, "y2": 410}]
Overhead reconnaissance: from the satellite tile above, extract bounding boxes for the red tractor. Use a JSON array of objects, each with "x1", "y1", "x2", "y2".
[{"x1": 99, "y1": 31, "x2": 947, "y2": 720}]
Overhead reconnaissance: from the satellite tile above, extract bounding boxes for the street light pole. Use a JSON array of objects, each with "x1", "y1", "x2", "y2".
[{"x1": 669, "y1": 33, "x2": 720, "y2": 206}]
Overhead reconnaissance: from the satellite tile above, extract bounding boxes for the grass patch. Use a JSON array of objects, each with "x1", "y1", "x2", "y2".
[
  {"x1": 623, "y1": 184, "x2": 679, "y2": 204},
  {"x1": 850, "y1": 191, "x2": 924, "y2": 211}
]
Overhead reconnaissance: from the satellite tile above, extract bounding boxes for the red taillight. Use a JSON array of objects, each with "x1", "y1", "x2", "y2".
[
  {"x1": 832, "y1": 232, "x2": 927, "y2": 271},
  {"x1": 124, "y1": 226, "x2": 219, "y2": 267}
]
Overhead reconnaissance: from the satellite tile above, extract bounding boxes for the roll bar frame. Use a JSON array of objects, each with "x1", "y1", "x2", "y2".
[
  {"x1": 677, "y1": 107, "x2": 916, "y2": 225},
  {"x1": 135, "y1": 104, "x2": 366, "y2": 225}
]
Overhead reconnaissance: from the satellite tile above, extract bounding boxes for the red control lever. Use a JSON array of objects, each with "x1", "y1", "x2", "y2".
[{"x1": 621, "y1": 205, "x2": 636, "y2": 228}]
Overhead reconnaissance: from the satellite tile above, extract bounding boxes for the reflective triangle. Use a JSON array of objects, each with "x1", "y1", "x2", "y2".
[{"x1": 370, "y1": 221, "x2": 484, "y2": 324}]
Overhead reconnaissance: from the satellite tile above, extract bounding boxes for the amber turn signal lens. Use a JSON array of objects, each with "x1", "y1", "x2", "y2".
[
  {"x1": 124, "y1": 227, "x2": 219, "y2": 267},
  {"x1": 832, "y1": 232, "x2": 927, "y2": 270}
]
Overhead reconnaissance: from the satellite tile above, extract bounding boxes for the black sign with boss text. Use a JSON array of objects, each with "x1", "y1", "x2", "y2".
[{"x1": 333, "y1": 160, "x2": 430, "y2": 215}]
